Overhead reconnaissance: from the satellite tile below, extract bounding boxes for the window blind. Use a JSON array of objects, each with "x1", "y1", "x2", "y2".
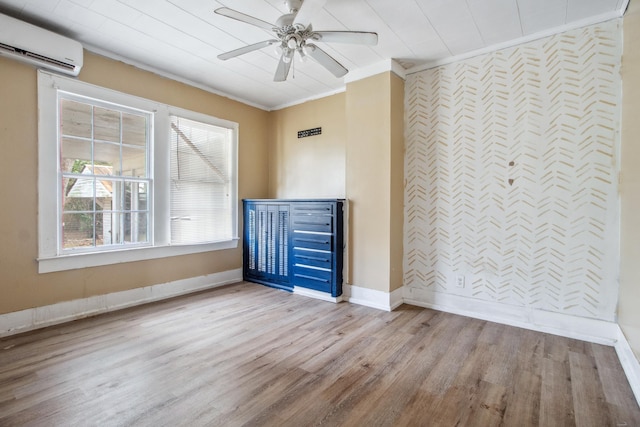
[{"x1": 170, "y1": 116, "x2": 233, "y2": 244}]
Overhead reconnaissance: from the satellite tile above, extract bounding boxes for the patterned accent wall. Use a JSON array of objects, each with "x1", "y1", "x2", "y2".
[{"x1": 404, "y1": 20, "x2": 622, "y2": 321}]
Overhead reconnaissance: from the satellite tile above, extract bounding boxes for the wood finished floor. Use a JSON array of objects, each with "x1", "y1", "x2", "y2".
[{"x1": 1, "y1": 282, "x2": 639, "y2": 427}]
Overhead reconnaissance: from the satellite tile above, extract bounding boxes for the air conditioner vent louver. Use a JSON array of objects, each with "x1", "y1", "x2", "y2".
[
  {"x1": 0, "y1": 42, "x2": 77, "y2": 72},
  {"x1": 0, "y1": 13, "x2": 83, "y2": 76},
  {"x1": 0, "y1": 42, "x2": 17, "y2": 53}
]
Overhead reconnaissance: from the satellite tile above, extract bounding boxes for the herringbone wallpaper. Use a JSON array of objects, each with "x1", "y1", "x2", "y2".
[{"x1": 404, "y1": 20, "x2": 622, "y2": 321}]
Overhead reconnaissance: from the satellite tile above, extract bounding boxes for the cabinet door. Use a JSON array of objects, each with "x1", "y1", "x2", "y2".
[
  {"x1": 244, "y1": 202, "x2": 290, "y2": 287},
  {"x1": 290, "y1": 202, "x2": 335, "y2": 294}
]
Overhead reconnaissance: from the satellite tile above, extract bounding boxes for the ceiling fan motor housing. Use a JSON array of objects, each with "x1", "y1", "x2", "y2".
[
  {"x1": 284, "y1": 0, "x2": 303, "y2": 13},
  {"x1": 275, "y1": 13, "x2": 313, "y2": 54}
]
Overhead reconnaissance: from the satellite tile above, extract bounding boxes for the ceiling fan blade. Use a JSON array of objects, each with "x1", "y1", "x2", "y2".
[
  {"x1": 218, "y1": 40, "x2": 279, "y2": 60},
  {"x1": 274, "y1": 52, "x2": 293, "y2": 82},
  {"x1": 313, "y1": 31, "x2": 378, "y2": 46},
  {"x1": 214, "y1": 7, "x2": 276, "y2": 32},
  {"x1": 305, "y1": 43, "x2": 348, "y2": 78},
  {"x1": 293, "y1": 0, "x2": 327, "y2": 28}
]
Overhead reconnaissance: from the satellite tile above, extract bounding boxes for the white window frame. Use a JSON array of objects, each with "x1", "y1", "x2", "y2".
[{"x1": 37, "y1": 71, "x2": 239, "y2": 273}]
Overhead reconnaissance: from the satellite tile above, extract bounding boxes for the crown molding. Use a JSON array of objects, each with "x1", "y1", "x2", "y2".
[{"x1": 344, "y1": 59, "x2": 407, "y2": 84}]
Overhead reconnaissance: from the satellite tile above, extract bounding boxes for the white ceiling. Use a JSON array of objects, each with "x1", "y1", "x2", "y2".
[{"x1": 0, "y1": 0, "x2": 630, "y2": 110}]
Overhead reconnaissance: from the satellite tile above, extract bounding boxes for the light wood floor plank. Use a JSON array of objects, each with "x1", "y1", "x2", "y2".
[
  {"x1": 0, "y1": 282, "x2": 638, "y2": 426},
  {"x1": 540, "y1": 357, "x2": 576, "y2": 426},
  {"x1": 569, "y1": 351, "x2": 612, "y2": 427}
]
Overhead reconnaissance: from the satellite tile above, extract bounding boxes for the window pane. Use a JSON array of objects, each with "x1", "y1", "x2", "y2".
[
  {"x1": 61, "y1": 138, "x2": 92, "y2": 174},
  {"x1": 94, "y1": 142, "x2": 120, "y2": 174},
  {"x1": 62, "y1": 212, "x2": 95, "y2": 249},
  {"x1": 124, "y1": 212, "x2": 138, "y2": 243},
  {"x1": 94, "y1": 211, "x2": 107, "y2": 246},
  {"x1": 101, "y1": 181, "x2": 123, "y2": 211},
  {"x1": 123, "y1": 113, "x2": 147, "y2": 147},
  {"x1": 123, "y1": 181, "x2": 147, "y2": 211},
  {"x1": 137, "y1": 182, "x2": 148, "y2": 210},
  {"x1": 122, "y1": 146, "x2": 146, "y2": 177},
  {"x1": 99, "y1": 212, "x2": 117, "y2": 245},
  {"x1": 60, "y1": 99, "x2": 92, "y2": 138},
  {"x1": 126, "y1": 213, "x2": 145, "y2": 243},
  {"x1": 64, "y1": 177, "x2": 94, "y2": 212},
  {"x1": 94, "y1": 106, "x2": 121, "y2": 142},
  {"x1": 135, "y1": 212, "x2": 149, "y2": 243},
  {"x1": 98, "y1": 179, "x2": 116, "y2": 211}
]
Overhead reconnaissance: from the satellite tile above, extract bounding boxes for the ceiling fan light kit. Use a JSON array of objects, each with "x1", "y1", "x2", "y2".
[{"x1": 215, "y1": 0, "x2": 378, "y2": 82}]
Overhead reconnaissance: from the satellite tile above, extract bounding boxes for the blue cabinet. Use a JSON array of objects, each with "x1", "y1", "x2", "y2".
[{"x1": 243, "y1": 199, "x2": 344, "y2": 297}]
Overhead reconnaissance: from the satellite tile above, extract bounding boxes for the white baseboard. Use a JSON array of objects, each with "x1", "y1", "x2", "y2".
[
  {"x1": 0, "y1": 268, "x2": 242, "y2": 338},
  {"x1": 344, "y1": 284, "x2": 404, "y2": 311},
  {"x1": 614, "y1": 326, "x2": 640, "y2": 406},
  {"x1": 403, "y1": 287, "x2": 619, "y2": 345},
  {"x1": 293, "y1": 286, "x2": 344, "y2": 303}
]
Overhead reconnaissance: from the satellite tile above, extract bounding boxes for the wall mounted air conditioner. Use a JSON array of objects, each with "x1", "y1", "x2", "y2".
[{"x1": 0, "y1": 13, "x2": 83, "y2": 76}]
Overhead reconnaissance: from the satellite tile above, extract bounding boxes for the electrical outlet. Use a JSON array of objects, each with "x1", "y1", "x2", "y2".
[{"x1": 455, "y1": 275, "x2": 465, "y2": 288}]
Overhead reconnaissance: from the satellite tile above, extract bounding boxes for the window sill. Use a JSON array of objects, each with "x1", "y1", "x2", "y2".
[{"x1": 37, "y1": 239, "x2": 239, "y2": 274}]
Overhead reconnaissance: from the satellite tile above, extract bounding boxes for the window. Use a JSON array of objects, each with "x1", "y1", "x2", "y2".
[
  {"x1": 59, "y1": 95, "x2": 151, "y2": 251},
  {"x1": 170, "y1": 116, "x2": 234, "y2": 245},
  {"x1": 38, "y1": 71, "x2": 238, "y2": 273}
]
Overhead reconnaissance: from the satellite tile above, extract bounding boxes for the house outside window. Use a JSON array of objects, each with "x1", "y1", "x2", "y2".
[{"x1": 37, "y1": 71, "x2": 239, "y2": 274}]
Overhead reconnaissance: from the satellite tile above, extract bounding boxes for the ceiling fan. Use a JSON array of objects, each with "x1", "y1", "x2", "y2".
[{"x1": 214, "y1": 0, "x2": 378, "y2": 82}]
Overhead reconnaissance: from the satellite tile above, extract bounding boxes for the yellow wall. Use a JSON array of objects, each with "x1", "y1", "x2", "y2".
[
  {"x1": 620, "y1": 0, "x2": 640, "y2": 358},
  {"x1": 0, "y1": 52, "x2": 270, "y2": 315},
  {"x1": 345, "y1": 72, "x2": 404, "y2": 292},
  {"x1": 268, "y1": 93, "x2": 346, "y2": 198},
  {"x1": 389, "y1": 73, "x2": 405, "y2": 292},
  {"x1": 268, "y1": 72, "x2": 404, "y2": 294}
]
